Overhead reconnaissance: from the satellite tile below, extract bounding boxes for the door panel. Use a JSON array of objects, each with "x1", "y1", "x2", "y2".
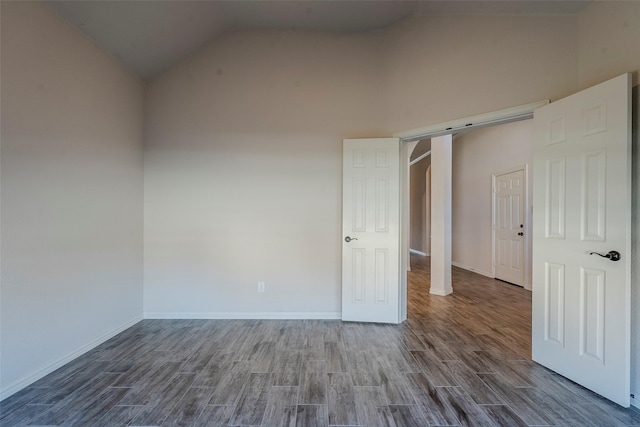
[
  {"x1": 532, "y1": 73, "x2": 631, "y2": 407},
  {"x1": 342, "y1": 138, "x2": 400, "y2": 323},
  {"x1": 544, "y1": 261, "x2": 565, "y2": 345}
]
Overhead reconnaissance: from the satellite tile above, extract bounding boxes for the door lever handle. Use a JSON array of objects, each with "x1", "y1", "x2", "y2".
[
  {"x1": 588, "y1": 250, "x2": 621, "y2": 261},
  {"x1": 345, "y1": 236, "x2": 358, "y2": 243}
]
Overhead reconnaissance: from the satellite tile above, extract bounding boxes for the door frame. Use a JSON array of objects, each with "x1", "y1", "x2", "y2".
[
  {"x1": 394, "y1": 100, "x2": 548, "y2": 321},
  {"x1": 408, "y1": 150, "x2": 431, "y2": 259},
  {"x1": 491, "y1": 164, "x2": 531, "y2": 290}
]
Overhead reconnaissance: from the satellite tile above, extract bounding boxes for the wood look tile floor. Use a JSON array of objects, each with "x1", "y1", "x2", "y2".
[{"x1": 2, "y1": 255, "x2": 640, "y2": 426}]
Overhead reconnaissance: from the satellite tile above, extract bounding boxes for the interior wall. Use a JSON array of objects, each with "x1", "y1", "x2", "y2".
[
  {"x1": 578, "y1": 0, "x2": 640, "y2": 88},
  {"x1": 450, "y1": 121, "x2": 534, "y2": 283},
  {"x1": 577, "y1": 0, "x2": 640, "y2": 407},
  {"x1": 410, "y1": 157, "x2": 430, "y2": 254},
  {"x1": 380, "y1": 14, "x2": 580, "y2": 133},
  {"x1": 143, "y1": 31, "x2": 383, "y2": 317},
  {"x1": 0, "y1": 2, "x2": 144, "y2": 398},
  {"x1": 144, "y1": 12, "x2": 580, "y2": 318}
]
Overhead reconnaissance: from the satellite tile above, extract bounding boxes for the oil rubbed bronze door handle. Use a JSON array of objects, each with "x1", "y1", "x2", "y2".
[
  {"x1": 588, "y1": 250, "x2": 621, "y2": 261},
  {"x1": 344, "y1": 236, "x2": 358, "y2": 243}
]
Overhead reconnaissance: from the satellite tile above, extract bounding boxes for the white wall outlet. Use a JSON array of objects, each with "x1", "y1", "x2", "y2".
[{"x1": 258, "y1": 282, "x2": 265, "y2": 293}]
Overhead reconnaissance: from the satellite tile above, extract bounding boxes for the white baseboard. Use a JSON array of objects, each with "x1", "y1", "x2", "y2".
[
  {"x1": 409, "y1": 249, "x2": 427, "y2": 256},
  {"x1": 144, "y1": 311, "x2": 342, "y2": 320},
  {"x1": 451, "y1": 261, "x2": 494, "y2": 279},
  {"x1": 0, "y1": 314, "x2": 143, "y2": 402}
]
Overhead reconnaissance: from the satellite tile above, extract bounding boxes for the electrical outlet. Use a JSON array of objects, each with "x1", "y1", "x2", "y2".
[{"x1": 258, "y1": 282, "x2": 265, "y2": 293}]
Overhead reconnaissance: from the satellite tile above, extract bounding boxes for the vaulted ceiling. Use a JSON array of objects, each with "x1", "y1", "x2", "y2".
[{"x1": 46, "y1": 1, "x2": 591, "y2": 79}]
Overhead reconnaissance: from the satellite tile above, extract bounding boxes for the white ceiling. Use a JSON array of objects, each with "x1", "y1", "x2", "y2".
[{"x1": 46, "y1": 0, "x2": 591, "y2": 80}]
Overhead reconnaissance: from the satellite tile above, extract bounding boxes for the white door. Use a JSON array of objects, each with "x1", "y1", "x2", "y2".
[
  {"x1": 342, "y1": 138, "x2": 401, "y2": 323},
  {"x1": 494, "y1": 168, "x2": 526, "y2": 287},
  {"x1": 532, "y1": 74, "x2": 631, "y2": 407}
]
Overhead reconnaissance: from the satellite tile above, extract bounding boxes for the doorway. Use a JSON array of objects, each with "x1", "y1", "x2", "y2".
[
  {"x1": 409, "y1": 140, "x2": 431, "y2": 259},
  {"x1": 406, "y1": 120, "x2": 534, "y2": 290},
  {"x1": 492, "y1": 166, "x2": 528, "y2": 287},
  {"x1": 399, "y1": 75, "x2": 633, "y2": 408}
]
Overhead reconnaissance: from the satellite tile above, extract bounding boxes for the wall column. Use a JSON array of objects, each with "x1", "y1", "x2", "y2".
[{"x1": 430, "y1": 134, "x2": 453, "y2": 296}]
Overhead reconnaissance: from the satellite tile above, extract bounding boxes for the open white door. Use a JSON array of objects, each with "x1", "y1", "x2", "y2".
[
  {"x1": 532, "y1": 74, "x2": 631, "y2": 407},
  {"x1": 342, "y1": 138, "x2": 401, "y2": 323}
]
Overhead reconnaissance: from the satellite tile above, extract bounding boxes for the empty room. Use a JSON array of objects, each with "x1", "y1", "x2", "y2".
[{"x1": 1, "y1": 0, "x2": 640, "y2": 426}]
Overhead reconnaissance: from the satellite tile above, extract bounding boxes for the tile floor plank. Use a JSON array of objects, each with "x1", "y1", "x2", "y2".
[
  {"x1": 299, "y1": 360, "x2": 327, "y2": 405},
  {"x1": 444, "y1": 361, "x2": 504, "y2": 405},
  {"x1": 261, "y1": 386, "x2": 298, "y2": 427},
  {"x1": 295, "y1": 404, "x2": 328, "y2": 427},
  {"x1": 354, "y1": 386, "x2": 396, "y2": 427},
  {"x1": 207, "y1": 361, "x2": 252, "y2": 406},
  {"x1": 480, "y1": 404, "x2": 528, "y2": 427},
  {"x1": 127, "y1": 372, "x2": 195, "y2": 426},
  {"x1": 161, "y1": 386, "x2": 214, "y2": 426},
  {"x1": 327, "y1": 372, "x2": 358, "y2": 426},
  {"x1": 192, "y1": 405, "x2": 235, "y2": 427},
  {"x1": 404, "y1": 372, "x2": 460, "y2": 426},
  {"x1": 61, "y1": 387, "x2": 128, "y2": 426},
  {"x1": 324, "y1": 342, "x2": 349, "y2": 373},
  {"x1": 410, "y1": 350, "x2": 459, "y2": 386},
  {"x1": 436, "y1": 386, "x2": 496, "y2": 426},
  {"x1": 273, "y1": 350, "x2": 303, "y2": 386},
  {"x1": 92, "y1": 404, "x2": 143, "y2": 427},
  {"x1": 229, "y1": 373, "x2": 273, "y2": 426},
  {"x1": 388, "y1": 404, "x2": 428, "y2": 426},
  {"x1": 30, "y1": 373, "x2": 120, "y2": 425}
]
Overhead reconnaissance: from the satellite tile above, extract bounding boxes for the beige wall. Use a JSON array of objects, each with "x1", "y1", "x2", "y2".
[
  {"x1": 380, "y1": 14, "x2": 580, "y2": 132},
  {"x1": 578, "y1": 0, "x2": 640, "y2": 88},
  {"x1": 144, "y1": 12, "x2": 580, "y2": 317},
  {"x1": 577, "y1": 1, "x2": 640, "y2": 405},
  {"x1": 0, "y1": 2, "x2": 144, "y2": 398},
  {"x1": 143, "y1": 31, "x2": 382, "y2": 316}
]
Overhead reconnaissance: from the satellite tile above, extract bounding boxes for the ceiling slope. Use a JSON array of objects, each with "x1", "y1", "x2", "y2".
[{"x1": 46, "y1": 0, "x2": 590, "y2": 79}]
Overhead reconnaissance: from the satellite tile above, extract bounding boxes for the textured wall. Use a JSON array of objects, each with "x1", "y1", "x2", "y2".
[
  {"x1": 1, "y1": 2, "x2": 144, "y2": 398},
  {"x1": 144, "y1": 13, "x2": 580, "y2": 317},
  {"x1": 380, "y1": 14, "x2": 580, "y2": 132},
  {"x1": 143, "y1": 31, "x2": 383, "y2": 317}
]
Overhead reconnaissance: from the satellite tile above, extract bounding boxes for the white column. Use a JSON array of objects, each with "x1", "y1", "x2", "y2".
[{"x1": 430, "y1": 134, "x2": 452, "y2": 296}]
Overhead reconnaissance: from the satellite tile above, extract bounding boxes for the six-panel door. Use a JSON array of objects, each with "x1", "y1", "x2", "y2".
[
  {"x1": 342, "y1": 138, "x2": 401, "y2": 323},
  {"x1": 532, "y1": 74, "x2": 631, "y2": 407}
]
